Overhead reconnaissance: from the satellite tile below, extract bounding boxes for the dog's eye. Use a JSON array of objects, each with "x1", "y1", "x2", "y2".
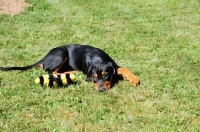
[
  {"x1": 103, "y1": 74, "x2": 109, "y2": 79},
  {"x1": 104, "y1": 74, "x2": 108, "y2": 78}
]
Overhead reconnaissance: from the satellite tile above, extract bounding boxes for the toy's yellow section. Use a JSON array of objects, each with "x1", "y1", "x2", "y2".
[
  {"x1": 61, "y1": 74, "x2": 67, "y2": 85},
  {"x1": 70, "y1": 74, "x2": 76, "y2": 81},
  {"x1": 43, "y1": 78, "x2": 50, "y2": 87},
  {"x1": 35, "y1": 78, "x2": 40, "y2": 84},
  {"x1": 53, "y1": 81, "x2": 58, "y2": 87},
  {"x1": 42, "y1": 75, "x2": 49, "y2": 78}
]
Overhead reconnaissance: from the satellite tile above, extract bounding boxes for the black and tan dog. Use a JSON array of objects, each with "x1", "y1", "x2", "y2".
[{"x1": 0, "y1": 44, "x2": 140, "y2": 91}]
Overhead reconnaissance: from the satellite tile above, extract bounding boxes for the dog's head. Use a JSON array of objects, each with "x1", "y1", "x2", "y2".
[{"x1": 88, "y1": 62, "x2": 116, "y2": 92}]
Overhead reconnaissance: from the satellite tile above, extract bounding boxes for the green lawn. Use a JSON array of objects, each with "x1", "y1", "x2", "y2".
[{"x1": 0, "y1": 0, "x2": 200, "y2": 131}]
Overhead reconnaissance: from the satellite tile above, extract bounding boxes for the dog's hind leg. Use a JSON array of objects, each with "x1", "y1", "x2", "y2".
[{"x1": 41, "y1": 47, "x2": 69, "y2": 74}]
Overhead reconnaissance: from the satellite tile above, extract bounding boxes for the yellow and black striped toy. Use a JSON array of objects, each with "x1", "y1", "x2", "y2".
[{"x1": 35, "y1": 74, "x2": 76, "y2": 87}]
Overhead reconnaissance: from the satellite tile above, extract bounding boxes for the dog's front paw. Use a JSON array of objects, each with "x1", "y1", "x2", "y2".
[
  {"x1": 117, "y1": 67, "x2": 140, "y2": 87},
  {"x1": 127, "y1": 74, "x2": 140, "y2": 87}
]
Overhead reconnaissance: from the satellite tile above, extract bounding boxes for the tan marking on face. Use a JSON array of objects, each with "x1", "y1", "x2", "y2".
[
  {"x1": 94, "y1": 73, "x2": 98, "y2": 78},
  {"x1": 94, "y1": 83, "x2": 99, "y2": 91},
  {"x1": 103, "y1": 81, "x2": 111, "y2": 90},
  {"x1": 104, "y1": 74, "x2": 113, "y2": 90},
  {"x1": 101, "y1": 71, "x2": 106, "y2": 76},
  {"x1": 94, "y1": 74, "x2": 113, "y2": 91}
]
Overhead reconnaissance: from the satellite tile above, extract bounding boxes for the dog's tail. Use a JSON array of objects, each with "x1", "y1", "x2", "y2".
[{"x1": 0, "y1": 59, "x2": 43, "y2": 71}]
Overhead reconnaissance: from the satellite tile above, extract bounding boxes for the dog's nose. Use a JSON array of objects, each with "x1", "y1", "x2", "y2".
[{"x1": 98, "y1": 87, "x2": 105, "y2": 92}]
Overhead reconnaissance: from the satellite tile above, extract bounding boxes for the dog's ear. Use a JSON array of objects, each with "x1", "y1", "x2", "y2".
[
  {"x1": 88, "y1": 64, "x2": 94, "y2": 75},
  {"x1": 108, "y1": 62, "x2": 116, "y2": 75}
]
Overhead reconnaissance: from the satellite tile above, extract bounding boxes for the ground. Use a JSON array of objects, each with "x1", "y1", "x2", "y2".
[{"x1": 0, "y1": 0, "x2": 30, "y2": 17}]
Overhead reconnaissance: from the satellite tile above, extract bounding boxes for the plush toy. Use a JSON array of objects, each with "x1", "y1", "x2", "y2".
[{"x1": 35, "y1": 74, "x2": 76, "y2": 87}]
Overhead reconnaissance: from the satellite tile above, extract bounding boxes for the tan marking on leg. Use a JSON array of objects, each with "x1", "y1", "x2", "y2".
[
  {"x1": 117, "y1": 67, "x2": 140, "y2": 87},
  {"x1": 36, "y1": 64, "x2": 45, "y2": 72},
  {"x1": 54, "y1": 71, "x2": 76, "y2": 75},
  {"x1": 52, "y1": 57, "x2": 68, "y2": 74},
  {"x1": 62, "y1": 71, "x2": 76, "y2": 74}
]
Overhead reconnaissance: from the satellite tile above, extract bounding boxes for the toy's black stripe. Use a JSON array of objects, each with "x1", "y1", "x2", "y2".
[
  {"x1": 49, "y1": 79, "x2": 54, "y2": 87},
  {"x1": 66, "y1": 74, "x2": 72, "y2": 84},
  {"x1": 57, "y1": 75, "x2": 64, "y2": 86},
  {"x1": 49, "y1": 74, "x2": 55, "y2": 78},
  {"x1": 39, "y1": 76, "x2": 44, "y2": 85},
  {"x1": 57, "y1": 79, "x2": 64, "y2": 87},
  {"x1": 57, "y1": 75, "x2": 61, "y2": 79}
]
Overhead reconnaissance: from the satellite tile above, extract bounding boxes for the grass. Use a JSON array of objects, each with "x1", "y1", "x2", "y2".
[{"x1": 0, "y1": 0, "x2": 200, "y2": 131}]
